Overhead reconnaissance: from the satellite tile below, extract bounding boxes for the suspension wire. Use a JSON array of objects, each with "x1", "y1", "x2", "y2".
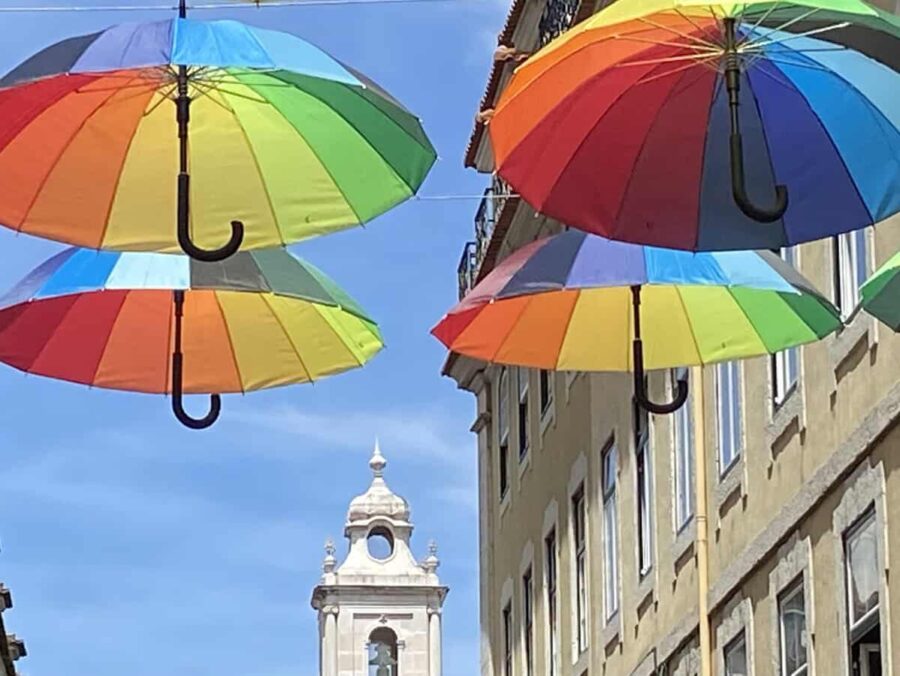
[{"x1": 0, "y1": 0, "x2": 474, "y2": 12}]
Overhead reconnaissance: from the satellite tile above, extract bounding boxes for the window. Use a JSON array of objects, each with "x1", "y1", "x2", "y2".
[
  {"x1": 672, "y1": 371, "x2": 694, "y2": 531},
  {"x1": 602, "y1": 441, "x2": 619, "y2": 620},
  {"x1": 773, "y1": 247, "x2": 800, "y2": 406},
  {"x1": 545, "y1": 530, "x2": 558, "y2": 676},
  {"x1": 499, "y1": 369, "x2": 510, "y2": 499},
  {"x1": 572, "y1": 486, "x2": 588, "y2": 653},
  {"x1": 779, "y1": 579, "x2": 808, "y2": 676},
  {"x1": 502, "y1": 602, "x2": 513, "y2": 676},
  {"x1": 845, "y1": 509, "x2": 881, "y2": 673},
  {"x1": 518, "y1": 368, "x2": 529, "y2": 458},
  {"x1": 522, "y1": 567, "x2": 534, "y2": 676},
  {"x1": 724, "y1": 631, "x2": 748, "y2": 676},
  {"x1": 716, "y1": 362, "x2": 743, "y2": 476},
  {"x1": 368, "y1": 627, "x2": 399, "y2": 676},
  {"x1": 634, "y1": 398, "x2": 653, "y2": 576},
  {"x1": 539, "y1": 370, "x2": 553, "y2": 417},
  {"x1": 833, "y1": 229, "x2": 870, "y2": 318}
]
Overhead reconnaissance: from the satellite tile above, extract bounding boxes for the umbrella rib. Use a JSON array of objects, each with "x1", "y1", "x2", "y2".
[
  {"x1": 742, "y1": 20, "x2": 850, "y2": 52},
  {"x1": 675, "y1": 286, "x2": 705, "y2": 366},
  {"x1": 217, "y1": 81, "x2": 285, "y2": 247},
  {"x1": 673, "y1": 7, "x2": 721, "y2": 46},
  {"x1": 238, "y1": 72, "x2": 366, "y2": 225},
  {"x1": 16, "y1": 84, "x2": 124, "y2": 233},
  {"x1": 88, "y1": 290, "x2": 131, "y2": 387},
  {"x1": 95, "y1": 85, "x2": 159, "y2": 252},
  {"x1": 630, "y1": 53, "x2": 720, "y2": 85},
  {"x1": 617, "y1": 35, "x2": 722, "y2": 54},
  {"x1": 212, "y1": 291, "x2": 247, "y2": 395},
  {"x1": 740, "y1": 0, "x2": 784, "y2": 38},
  {"x1": 638, "y1": 15, "x2": 722, "y2": 50},
  {"x1": 259, "y1": 293, "x2": 316, "y2": 384}
]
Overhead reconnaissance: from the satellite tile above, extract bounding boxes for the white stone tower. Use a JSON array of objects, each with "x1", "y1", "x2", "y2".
[{"x1": 311, "y1": 441, "x2": 448, "y2": 676}]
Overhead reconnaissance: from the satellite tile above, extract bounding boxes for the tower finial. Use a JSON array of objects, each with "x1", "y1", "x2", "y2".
[
  {"x1": 422, "y1": 539, "x2": 440, "y2": 574},
  {"x1": 370, "y1": 438, "x2": 386, "y2": 478},
  {"x1": 323, "y1": 538, "x2": 337, "y2": 574}
]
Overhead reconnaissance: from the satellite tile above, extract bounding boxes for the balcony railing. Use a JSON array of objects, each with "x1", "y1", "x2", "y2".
[
  {"x1": 539, "y1": 0, "x2": 581, "y2": 46},
  {"x1": 457, "y1": 175, "x2": 514, "y2": 299}
]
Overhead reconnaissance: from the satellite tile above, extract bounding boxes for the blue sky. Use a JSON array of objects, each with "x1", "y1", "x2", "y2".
[{"x1": 0, "y1": 1, "x2": 506, "y2": 673}]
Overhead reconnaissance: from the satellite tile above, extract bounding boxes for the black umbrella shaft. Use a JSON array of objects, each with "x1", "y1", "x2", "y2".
[
  {"x1": 724, "y1": 18, "x2": 741, "y2": 134},
  {"x1": 179, "y1": 0, "x2": 187, "y2": 18}
]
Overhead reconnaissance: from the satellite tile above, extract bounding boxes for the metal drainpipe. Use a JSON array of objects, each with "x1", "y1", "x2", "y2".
[{"x1": 693, "y1": 365, "x2": 712, "y2": 676}]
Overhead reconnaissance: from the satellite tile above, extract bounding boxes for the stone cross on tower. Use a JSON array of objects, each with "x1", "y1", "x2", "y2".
[{"x1": 311, "y1": 441, "x2": 448, "y2": 676}]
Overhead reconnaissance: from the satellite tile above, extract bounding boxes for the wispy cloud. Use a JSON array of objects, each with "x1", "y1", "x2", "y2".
[{"x1": 231, "y1": 404, "x2": 474, "y2": 465}]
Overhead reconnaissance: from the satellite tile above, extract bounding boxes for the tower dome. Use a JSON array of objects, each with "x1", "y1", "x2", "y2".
[{"x1": 347, "y1": 440, "x2": 411, "y2": 525}]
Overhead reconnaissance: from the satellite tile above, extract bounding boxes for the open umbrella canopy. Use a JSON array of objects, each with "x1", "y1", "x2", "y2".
[
  {"x1": 861, "y1": 250, "x2": 900, "y2": 331},
  {"x1": 0, "y1": 247, "x2": 383, "y2": 395},
  {"x1": 489, "y1": 0, "x2": 900, "y2": 251},
  {"x1": 433, "y1": 230, "x2": 841, "y2": 372},
  {"x1": 0, "y1": 18, "x2": 435, "y2": 256}
]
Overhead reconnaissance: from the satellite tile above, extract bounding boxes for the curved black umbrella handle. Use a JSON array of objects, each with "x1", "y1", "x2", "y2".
[
  {"x1": 631, "y1": 286, "x2": 689, "y2": 415},
  {"x1": 729, "y1": 133, "x2": 789, "y2": 223},
  {"x1": 177, "y1": 174, "x2": 245, "y2": 262},
  {"x1": 724, "y1": 18, "x2": 789, "y2": 224},
  {"x1": 632, "y1": 339, "x2": 690, "y2": 415},
  {"x1": 171, "y1": 290, "x2": 222, "y2": 430}
]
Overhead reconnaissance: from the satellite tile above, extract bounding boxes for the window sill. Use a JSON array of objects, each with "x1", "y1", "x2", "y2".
[
  {"x1": 715, "y1": 456, "x2": 744, "y2": 515},
  {"x1": 635, "y1": 573, "x2": 655, "y2": 619},
  {"x1": 672, "y1": 518, "x2": 696, "y2": 571},
  {"x1": 517, "y1": 447, "x2": 531, "y2": 483},
  {"x1": 601, "y1": 611, "x2": 621, "y2": 651},
  {"x1": 499, "y1": 491, "x2": 511, "y2": 519},
  {"x1": 767, "y1": 384, "x2": 804, "y2": 455},
  {"x1": 539, "y1": 402, "x2": 555, "y2": 439}
]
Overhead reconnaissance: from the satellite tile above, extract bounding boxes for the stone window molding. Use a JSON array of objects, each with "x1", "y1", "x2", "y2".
[
  {"x1": 715, "y1": 455, "x2": 744, "y2": 514},
  {"x1": 715, "y1": 595, "x2": 755, "y2": 675},
  {"x1": 598, "y1": 435, "x2": 622, "y2": 649},
  {"x1": 542, "y1": 499, "x2": 560, "y2": 676},
  {"x1": 768, "y1": 534, "x2": 815, "y2": 675},
  {"x1": 539, "y1": 371, "x2": 556, "y2": 441},
  {"x1": 832, "y1": 461, "x2": 890, "y2": 676},
  {"x1": 670, "y1": 645, "x2": 699, "y2": 676},
  {"x1": 672, "y1": 519, "x2": 697, "y2": 571}
]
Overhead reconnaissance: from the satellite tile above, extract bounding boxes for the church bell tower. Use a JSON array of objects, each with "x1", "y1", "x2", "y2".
[{"x1": 311, "y1": 442, "x2": 448, "y2": 676}]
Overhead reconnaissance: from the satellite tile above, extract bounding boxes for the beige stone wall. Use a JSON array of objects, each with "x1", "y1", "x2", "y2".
[{"x1": 452, "y1": 193, "x2": 900, "y2": 676}]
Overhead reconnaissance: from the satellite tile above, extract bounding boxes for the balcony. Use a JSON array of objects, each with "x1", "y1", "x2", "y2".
[
  {"x1": 457, "y1": 176, "x2": 514, "y2": 300},
  {"x1": 539, "y1": 0, "x2": 582, "y2": 46}
]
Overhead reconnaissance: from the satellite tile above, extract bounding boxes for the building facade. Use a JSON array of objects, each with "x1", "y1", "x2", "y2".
[
  {"x1": 311, "y1": 443, "x2": 448, "y2": 676},
  {"x1": 446, "y1": 1, "x2": 900, "y2": 674},
  {"x1": 0, "y1": 584, "x2": 26, "y2": 676}
]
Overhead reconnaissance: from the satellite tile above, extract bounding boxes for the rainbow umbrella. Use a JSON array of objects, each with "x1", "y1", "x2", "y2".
[
  {"x1": 488, "y1": 0, "x2": 900, "y2": 250},
  {"x1": 0, "y1": 248, "x2": 383, "y2": 428},
  {"x1": 860, "y1": 250, "x2": 900, "y2": 331},
  {"x1": 433, "y1": 230, "x2": 841, "y2": 413},
  {"x1": 0, "y1": 10, "x2": 435, "y2": 261}
]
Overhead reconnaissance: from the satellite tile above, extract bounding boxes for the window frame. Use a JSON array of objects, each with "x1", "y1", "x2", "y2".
[
  {"x1": 778, "y1": 577, "x2": 809, "y2": 676},
  {"x1": 723, "y1": 630, "x2": 748, "y2": 676},
  {"x1": 518, "y1": 368, "x2": 529, "y2": 460},
  {"x1": 572, "y1": 486, "x2": 589, "y2": 653},
  {"x1": 833, "y1": 229, "x2": 870, "y2": 320},
  {"x1": 716, "y1": 361, "x2": 743, "y2": 477},
  {"x1": 634, "y1": 397, "x2": 653, "y2": 577},
  {"x1": 539, "y1": 370, "x2": 553, "y2": 418},
  {"x1": 544, "y1": 529, "x2": 558, "y2": 676},
  {"x1": 522, "y1": 567, "x2": 534, "y2": 676},
  {"x1": 844, "y1": 507, "x2": 880, "y2": 642},
  {"x1": 772, "y1": 246, "x2": 800, "y2": 407},
  {"x1": 498, "y1": 369, "x2": 510, "y2": 500},
  {"x1": 672, "y1": 370, "x2": 695, "y2": 532},
  {"x1": 601, "y1": 440, "x2": 619, "y2": 621},
  {"x1": 502, "y1": 602, "x2": 513, "y2": 676}
]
